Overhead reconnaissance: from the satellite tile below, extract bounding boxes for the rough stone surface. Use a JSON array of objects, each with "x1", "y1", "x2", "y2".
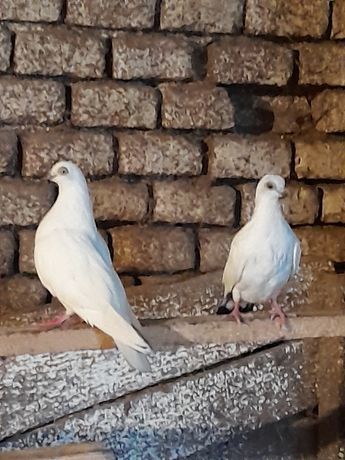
[
  {"x1": 207, "y1": 37, "x2": 293, "y2": 86},
  {"x1": 199, "y1": 228, "x2": 234, "y2": 273},
  {"x1": 66, "y1": 0, "x2": 156, "y2": 29},
  {"x1": 0, "y1": 130, "x2": 17, "y2": 176},
  {"x1": 21, "y1": 129, "x2": 114, "y2": 177},
  {"x1": 71, "y1": 81, "x2": 158, "y2": 129},
  {"x1": 0, "y1": 0, "x2": 62, "y2": 21},
  {"x1": 0, "y1": 26, "x2": 11, "y2": 72},
  {"x1": 0, "y1": 77, "x2": 65, "y2": 125},
  {"x1": 207, "y1": 135, "x2": 291, "y2": 179},
  {"x1": 0, "y1": 275, "x2": 46, "y2": 312},
  {"x1": 14, "y1": 27, "x2": 106, "y2": 78},
  {"x1": 110, "y1": 226, "x2": 195, "y2": 273},
  {"x1": 311, "y1": 90, "x2": 345, "y2": 133},
  {"x1": 0, "y1": 178, "x2": 54, "y2": 226},
  {"x1": 295, "y1": 138, "x2": 345, "y2": 180},
  {"x1": 298, "y1": 42, "x2": 345, "y2": 86},
  {"x1": 160, "y1": 0, "x2": 244, "y2": 33},
  {"x1": 239, "y1": 182, "x2": 319, "y2": 225},
  {"x1": 259, "y1": 96, "x2": 311, "y2": 134},
  {"x1": 332, "y1": 0, "x2": 345, "y2": 39},
  {"x1": 90, "y1": 178, "x2": 148, "y2": 222},
  {"x1": 18, "y1": 230, "x2": 35, "y2": 274},
  {"x1": 160, "y1": 82, "x2": 234, "y2": 130},
  {"x1": 117, "y1": 131, "x2": 202, "y2": 176},
  {"x1": 245, "y1": 0, "x2": 329, "y2": 38},
  {"x1": 321, "y1": 185, "x2": 345, "y2": 224},
  {"x1": 0, "y1": 231, "x2": 15, "y2": 277},
  {"x1": 153, "y1": 180, "x2": 236, "y2": 226},
  {"x1": 112, "y1": 33, "x2": 195, "y2": 80},
  {"x1": 295, "y1": 226, "x2": 345, "y2": 263}
]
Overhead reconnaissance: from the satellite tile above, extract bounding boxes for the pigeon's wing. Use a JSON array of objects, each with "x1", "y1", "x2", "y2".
[{"x1": 222, "y1": 226, "x2": 251, "y2": 293}]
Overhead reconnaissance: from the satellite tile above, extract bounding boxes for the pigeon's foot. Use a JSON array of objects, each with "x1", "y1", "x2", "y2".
[
  {"x1": 37, "y1": 312, "x2": 72, "y2": 331},
  {"x1": 231, "y1": 302, "x2": 243, "y2": 325},
  {"x1": 269, "y1": 301, "x2": 286, "y2": 329}
]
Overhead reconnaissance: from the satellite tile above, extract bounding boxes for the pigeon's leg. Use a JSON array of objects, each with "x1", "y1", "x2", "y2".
[
  {"x1": 269, "y1": 298, "x2": 286, "y2": 328},
  {"x1": 37, "y1": 311, "x2": 73, "y2": 331},
  {"x1": 231, "y1": 301, "x2": 243, "y2": 325}
]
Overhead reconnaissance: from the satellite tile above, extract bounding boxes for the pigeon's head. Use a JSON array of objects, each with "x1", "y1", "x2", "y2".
[
  {"x1": 256, "y1": 175, "x2": 286, "y2": 201},
  {"x1": 47, "y1": 161, "x2": 85, "y2": 186}
]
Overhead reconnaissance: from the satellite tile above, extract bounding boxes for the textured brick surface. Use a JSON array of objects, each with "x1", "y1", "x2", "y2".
[
  {"x1": 332, "y1": 0, "x2": 345, "y2": 39},
  {"x1": 245, "y1": 0, "x2": 329, "y2": 38},
  {"x1": 0, "y1": 179, "x2": 54, "y2": 226},
  {"x1": 117, "y1": 131, "x2": 202, "y2": 176},
  {"x1": 90, "y1": 178, "x2": 148, "y2": 222},
  {"x1": 295, "y1": 139, "x2": 345, "y2": 180},
  {"x1": 207, "y1": 135, "x2": 291, "y2": 179},
  {"x1": 298, "y1": 43, "x2": 345, "y2": 86},
  {"x1": 0, "y1": 275, "x2": 46, "y2": 311},
  {"x1": 160, "y1": 83, "x2": 234, "y2": 130},
  {"x1": 0, "y1": 77, "x2": 65, "y2": 125},
  {"x1": 198, "y1": 228, "x2": 234, "y2": 273},
  {"x1": 14, "y1": 27, "x2": 105, "y2": 78},
  {"x1": 153, "y1": 180, "x2": 236, "y2": 226},
  {"x1": 295, "y1": 226, "x2": 345, "y2": 262},
  {"x1": 239, "y1": 182, "x2": 319, "y2": 225},
  {"x1": 207, "y1": 37, "x2": 293, "y2": 86},
  {"x1": 66, "y1": 0, "x2": 156, "y2": 29},
  {"x1": 160, "y1": 0, "x2": 244, "y2": 33},
  {"x1": 110, "y1": 226, "x2": 195, "y2": 273},
  {"x1": 0, "y1": 130, "x2": 17, "y2": 175},
  {"x1": 0, "y1": 231, "x2": 15, "y2": 277},
  {"x1": 0, "y1": 26, "x2": 11, "y2": 72},
  {"x1": 259, "y1": 96, "x2": 311, "y2": 133},
  {"x1": 311, "y1": 91, "x2": 345, "y2": 133},
  {"x1": 71, "y1": 81, "x2": 158, "y2": 129},
  {"x1": 321, "y1": 185, "x2": 345, "y2": 224},
  {"x1": 21, "y1": 129, "x2": 114, "y2": 177},
  {"x1": 112, "y1": 33, "x2": 194, "y2": 80},
  {"x1": 19, "y1": 230, "x2": 35, "y2": 274},
  {"x1": 0, "y1": 0, "x2": 62, "y2": 22}
]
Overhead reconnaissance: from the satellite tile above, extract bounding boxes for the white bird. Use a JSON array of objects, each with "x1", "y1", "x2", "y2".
[
  {"x1": 218, "y1": 174, "x2": 301, "y2": 327},
  {"x1": 34, "y1": 161, "x2": 152, "y2": 372}
]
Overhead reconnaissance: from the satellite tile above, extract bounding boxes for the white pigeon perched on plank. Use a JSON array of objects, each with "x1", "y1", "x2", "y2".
[
  {"x1": 218, "y1": 174, "x2": 301, "y2": 327},
  {"x1": 34, "y1": 161, "x2": 152, "y2": 372}
]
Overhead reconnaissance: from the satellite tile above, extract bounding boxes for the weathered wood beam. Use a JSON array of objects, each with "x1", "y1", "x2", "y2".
[
  {"x1": 0, "y1": 443, "x2": 113, "y2": 459},
  {"x1": 2, "y1": 313, "x2": 345, "y2": 357}
]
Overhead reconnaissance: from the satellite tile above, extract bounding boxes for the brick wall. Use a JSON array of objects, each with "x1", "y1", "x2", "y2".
[{"x1": 0, "y1": 0, "x2": 344, "y2": 316}]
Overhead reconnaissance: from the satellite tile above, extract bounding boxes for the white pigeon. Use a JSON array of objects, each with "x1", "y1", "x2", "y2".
[
  {"x1": 219, "y1": 174, "x2": 301, "y2": 327},
  {"x1": 34, "y1": 161, "x2": 152, "y2": 372}
]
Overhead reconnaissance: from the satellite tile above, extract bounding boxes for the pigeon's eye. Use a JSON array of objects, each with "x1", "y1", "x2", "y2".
[
  {"x1": 266, "y1": 182, "x2": 274, "y2": 190},
  {"x1": 58, "y1": 166, "x2": 69, "y2": 176}
]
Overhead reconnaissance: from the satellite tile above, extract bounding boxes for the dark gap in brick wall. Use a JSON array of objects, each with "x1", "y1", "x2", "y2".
[
  {"x1": 334, "y1": 262, "x2": 345, "y2": 274},
  {"x1": 240, "y1": 0, "x2": 248, "y2": 34},
  {"x1": 105, "y1": 229, "x2": 115, "y2": 261},
  {"x1": 146, "y1": 182, "x2": 155, "y2": 223},
  {"x1": 192, "y1": 45, "x2": 208, "y2": 80},
  {"x1": 60, "y1": 0, "x2": 68, "y2": 22},
  {"x1": 154, "y1": 0, "x2": 163, "y2": 30},
  {"x1": 289, "y1": 141, "x2": 297, "y2": 180},
  {"x1": 316, "y1": 186, "x2": 324, "y2": 224},
  {"x1": 200, "y1": 140, "x2": 209, "y2": 175},
  {"x1": 288, "y1": 49, "x2": 300, "y2": 88},
  {"x1": 324, "y1": 0, "x2": 334, "y2": 39},
  {"x1": 9, "y1": 32, "x2": 16, "y2": 71},
  {"x1": 64, "y1": 85, "x2": 72, "y2": 121},
  {"x1": 16, "y1": 136, "x2": 23, "y2": 177},
  {"x1": 112, "y1": 135, "x2": 119, "y2": 174},
  {"x1": 156, "y1": 89, "x2": 163, "y2": 129},
  {"x1": 233, "y1": 188, "x2": 242, "y2": 228},
  {"x1": 12, "y1": 228, "x2": 20, "y2": 274},
  {"x1": 193, "y1": 227, "x2": 201, "y2": 271},
  {"x1": 104, "y1": 38, "x2": 113, "y2": 79}
]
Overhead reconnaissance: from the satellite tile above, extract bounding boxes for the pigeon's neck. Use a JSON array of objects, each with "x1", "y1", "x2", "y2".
[{"x1": 252, "y1": 195, "x2": 283, "y2": 224}]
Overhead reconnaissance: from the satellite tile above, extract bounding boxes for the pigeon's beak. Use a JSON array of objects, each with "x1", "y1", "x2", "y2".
[
  {"x1": 279, "y1": 191, "x2": 287, "y2": 199},
  {"x1": 46, "y1": 171, "x2": 54, "y2": 182}
]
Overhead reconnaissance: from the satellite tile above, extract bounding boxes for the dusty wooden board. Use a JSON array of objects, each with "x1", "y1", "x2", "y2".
[
  {"x1": 0, "y1": 443, "x2": 113, "y2": 459},
  {"x1": 0, "y1": 342, "x2": 317, "y2": 459},
  {"x1": 0, "y1": 342, "x2": 260, "y2": 440}
]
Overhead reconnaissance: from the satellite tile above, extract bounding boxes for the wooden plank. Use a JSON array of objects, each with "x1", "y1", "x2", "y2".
[
  {"x1": 2, "y1": 313, "x2": 345, "y2": 357},
  {"x1": 0, "y1": 443, "x2": 113, "y2": 459},
  {"x1": 0, "y1": 342, "x2": 316, "y2": 459}
]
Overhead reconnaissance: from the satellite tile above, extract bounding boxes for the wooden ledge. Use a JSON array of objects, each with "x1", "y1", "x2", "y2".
[
  {"x1": 0, "y1": 443, "x2": 113, "y2": 459},
  {"x1": 1, "y1": 312, "x2": 345, "y2": 357}
]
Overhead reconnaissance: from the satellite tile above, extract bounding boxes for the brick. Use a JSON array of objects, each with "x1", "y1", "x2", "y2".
[
  {"x1": 245, "y1": 0, "x2": 329, "y2": 38},
  {"x1": 207, "y1": 135, "x2": 291, "y2": 180},
  {"x1": 295, "y1": 138, "x2": 345, "y2": 180},
  {"x1": 110, "y1": 226, "x2": 195, "y2": 273},
  {"x1": 239, "y1": 182, "x2": 319, "y2": 225},
  {"x1": 321, "y1": 185, "x2": 345, "y2": 224},
  {"x1": 90, "y1": 178, "x2": 148, "y2": 222},
  {"x1": 259, "y1": 96, "x2": 311, "y2": 134},
  {"x1": 160, "y1": 82, "x2": 234, "y2": 130},
  {"x1": 311, "y1": 90, "x2": 345, "y2": 133},
  {"x1": 295, "y1": 226, "x2": 345, "y2": 262},
  {"x1": 0, "y1": 178, "x2": 54, "y2": 226},
  {"x1": 139, "y1": 273, "x2": 194, "y2": 286},
  {"x1": 21, "y1": 129, "x2": 114, "y2": 178},
  {"x1": 0, "y1": 275, "x2": 46, "y2": 311},
  {"x1": 19, "y1": 230, "x2": 35, "y2": 274},
  {"x1": 14, "y1": 27, "x2": 105, "y2": 78},
  {"x1": 0, "y1": 231, "x2": 15, "y2": 277},
  {"x1": 160, "y1": 0, "x2": 244, "y2": 33},
  {"x1": 66, "y1": 0, "x2": 156, "y2": 29},
  {"x1": 71, "y1": 81, "x2": 158, "y2": 129},
  {"x1": 0, "y1": 77, "x2": 65, "y2": 125},
  {"x1": 298, "y1": 42, "x2": 345, "y2": 86},
  {"x1": 0, "y1": 26, "x2": 11, "y2": 72},
  {"x1": 207, "y1": 37, "x2": 293, "y2": 86},
  {"x1": 0, "y1": 0, "x2": 62, "y2": 22},
  {"x1": 112, "y1": 33, "x2": 194, "y2": 80},
  {"x1": 117, "y1": 131, "x2": 202, "y2": 176},
  {"x1": 0, "y1": 130, "x2": 17, "y2": 175},
  {"x1": 198, "y1": 228, "x2": 234, "y2": 273},
  {"x1": 153, "y1": 179, "x2": 236, "y2": 226},
  {"x1": 332, "y1": 0, "x2": 345, "y2": 39}
]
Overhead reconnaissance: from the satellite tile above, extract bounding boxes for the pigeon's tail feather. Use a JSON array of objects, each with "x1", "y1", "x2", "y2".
[{"x1": 116, "y1": 341, "x2": 152, "y2": 373}]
